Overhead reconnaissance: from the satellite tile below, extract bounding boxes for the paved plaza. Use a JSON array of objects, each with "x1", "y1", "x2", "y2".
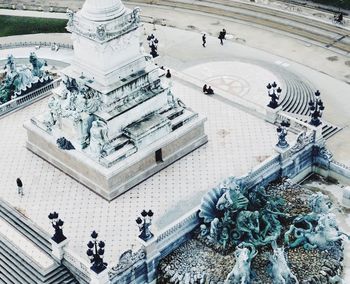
[{"x1": 1, "y1": 0, "x2": 350, "y2": 279}]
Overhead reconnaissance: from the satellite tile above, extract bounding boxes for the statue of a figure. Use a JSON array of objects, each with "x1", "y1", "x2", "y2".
[
  {"x1": 225, "y1": 243, "x2": 257, "y2": 284},
  {"x1": 269, "y1": 241, "x2": 299, "y2": 284},
  {"x1": 219, "y1": 227, "x2": 229, "y2": 249},
  {"x1": 67, "y1": 9, "x2": 74, "y2": 27},
  {"x1": 209, "y1": 218, "x2": 220, "y2": 241},
  {"x1": 29, "y1": 52, "x2": 47, "y2": 78},
  {"x1": 5, "y1": 54, "x2": 16, "y2": 73},
  {"x1": 48, "y1": 96, "x2": 62, "y2": 128},
  {"x1": 89, "y1": 120, "x2": 109, "y2": 157}
]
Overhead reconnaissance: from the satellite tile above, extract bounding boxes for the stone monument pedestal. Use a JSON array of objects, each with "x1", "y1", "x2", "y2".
[
  {"x1": 265, "y1": 105, "x2": 282, "y2": 124},
  {"x1": 24, "y1": 115, "x2": 207, "y2": 200}
]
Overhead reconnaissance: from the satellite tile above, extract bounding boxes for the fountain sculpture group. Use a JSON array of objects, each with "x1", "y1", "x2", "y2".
[
  {"x1": 195, "y1": 177, "x2": 348, "y2": 283},
  {"x1": 0, "y1": 53, "x2": 51, "y2": 104}
]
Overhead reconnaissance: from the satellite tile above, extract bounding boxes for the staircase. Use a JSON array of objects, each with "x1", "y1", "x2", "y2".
[{"x1": 0, "y1": 199, "x2": 79, "y2": 284}]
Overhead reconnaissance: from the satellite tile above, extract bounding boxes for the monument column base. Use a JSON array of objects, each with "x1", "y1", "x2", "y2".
[{"x1": 24, "y1": 116, "x2": 207, "y2": 201}]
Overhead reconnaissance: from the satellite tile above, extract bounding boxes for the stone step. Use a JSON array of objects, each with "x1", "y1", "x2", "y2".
[
  {"x1": 160, "y1": 106, "x2": 184, "y2": 120},
  {"x1": 102, "y1": 143, "x2": 137, "y2": 166},
  {"x1": 170, "y1": 109, "x2": 197, "y2": 130},
  {"x1": 0, "y1": 199, "x2": 51, "y2": 255},
  {"x1": 104, "y1": 135, "x2": 130, "y2": 155},
  {"x1": 0, "y1": 254, "x2": 38, "y2": 284},
  {"x1": 1, "y1": 232, "x2": 79, "y2": 284}
]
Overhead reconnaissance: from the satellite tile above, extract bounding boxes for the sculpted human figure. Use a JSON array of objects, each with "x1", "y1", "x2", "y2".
[
  {"x1": 209, "y1": 218, "x2": 220, "y2": 241},
  {"x1": 48, "y1": 96, "x2": 62, "y2": 128},
  {"x1": 89, "y1": 120, "x2": 109, "y2": 157}
]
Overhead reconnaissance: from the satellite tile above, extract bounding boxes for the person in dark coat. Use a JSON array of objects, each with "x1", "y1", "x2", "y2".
[
  {"x1": 222, "y1": 28, "x2": 226, "y2": 39},
  {"x1": 202, "y1": 34, "x2": 206, "y2": 47},
  {"x1": 16, "y1": 178, "x2": 24, "y2": 196},
  {"x1": 207, "y1": 86, "x2": 214, "y2": 95},
  {"x1": 203, "y1": 84, "x2": 208, "y2": 93},
  {"x1": 166, "y1": 69, "x2": 171, "y2": 78},
  {"x1": 218, "y1": 31, "x2": 224, "y2": 45}
]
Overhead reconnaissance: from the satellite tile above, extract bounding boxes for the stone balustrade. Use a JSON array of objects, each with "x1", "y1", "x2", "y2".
[{"x1": 0, "y1": 78, "x2": 60, "y2": 117}]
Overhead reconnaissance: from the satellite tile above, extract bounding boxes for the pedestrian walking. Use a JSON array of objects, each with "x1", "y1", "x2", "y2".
[
  {"x1": 222, "y1": 28, "x2": 226, "y2": 39},
  {"x1": 202, "y1": 33, "x2": 206, "y2": 47},
  {"x1": 218, "y1": 31, "x2": 224, "y2": 45},
  {"x1": 16, "y1": 178, "x2": 24, "y2": 197},
  {"x1": 166, "y1": 69, "x2": 172, "y2": 78}
]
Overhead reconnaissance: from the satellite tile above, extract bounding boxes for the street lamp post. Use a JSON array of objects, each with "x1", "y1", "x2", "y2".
[
  {"x1": 267, "y1": 81, "x2": 282, "y2": 109},
  {"x1": 308, "y1": 90, "x2": 325, "y2": 127},
  {"x1": 86, "y1": 231, "x2": 107, "y2": 274},
  {"x1": 48, "y1": 212, "x2": 66, "y2": 243},
  {"x1": 136, "y1": 210, "x2": 154, "y2": 241},
  {"x1": 276, "y1": 120, "x2": 290, "y2": 149},
  {"x1": 147, "y1": 34, "x2": 159, "y2": 58}
]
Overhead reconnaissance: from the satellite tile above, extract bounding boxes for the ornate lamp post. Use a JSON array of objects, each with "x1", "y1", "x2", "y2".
[
  {"x1": 267, "y1": 81, "x2": 282, "y2": 109},
  {"x1": 136, "y1": 210, "x2": 154, "y2": 241},
  {"x1": 86, "y1": 231, "x2": 108, "y2": 274},
  {"x1": 308, "y1": 90, "x2": 325, "y2": 127},
  {"x1": 276, "y1": 120, "x2": 290, "y2": 149},
  {"x1": 48, "y1": 212, "x2": 66, "y2": 243},
  {"x1": 147, "y1": 34, "x2": 159, "y2": 58}
]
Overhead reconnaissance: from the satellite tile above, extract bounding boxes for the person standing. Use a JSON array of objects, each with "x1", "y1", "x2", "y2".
[
  {"x1": 202, "y1": 33, "x2": 206, "y2": 47},
  {"x1": 16, "y1": 178, "x2": 24, "y2": 197},
  {"x1": 218, "y1": 31, "x2": 224, "y2": 45}
]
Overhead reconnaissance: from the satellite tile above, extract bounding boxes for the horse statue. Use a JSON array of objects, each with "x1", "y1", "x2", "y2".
[
  {"x1": 225, "y1": 242, "x2": 257, "y2": 284},
  {"x1": 285, "y1": 213, "x2": 349, "y2": 250},
  {"x1": 29, "y1": 52, "x2": 47, "y2": 78},
  {"x1": 269, "y1": 241, "x2": 299, "y2": 284}
]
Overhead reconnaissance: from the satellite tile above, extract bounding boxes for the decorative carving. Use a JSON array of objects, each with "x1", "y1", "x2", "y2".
[
  {"x1": 319, "y1": 147, "x2": 333, "y2": 162},
  {"x1": 108, "y1": 249, "x2": 146, "y2": 278},
  {"x1": 288, "y1": 131, "x2": 314, "y2": 155},
  {"x1": 96, "y1": 24, "x2": 107, "y2": 41}
]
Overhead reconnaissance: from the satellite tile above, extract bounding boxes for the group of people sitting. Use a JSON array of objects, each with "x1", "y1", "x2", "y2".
[{"x1": 203, "y1": 84, "x2": 214, "y2": 95}]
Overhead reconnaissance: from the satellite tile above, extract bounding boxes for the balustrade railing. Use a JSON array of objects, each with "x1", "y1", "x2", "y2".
[
  {"x1": 0, "y1": 41, "x2": 73, "y2": 50},
  {"x1": 63, "y1": 249, "x2": 91, "y2": 283},
  {"x1": 0, "y1": 79, "x2": 60, "y2": 117}
]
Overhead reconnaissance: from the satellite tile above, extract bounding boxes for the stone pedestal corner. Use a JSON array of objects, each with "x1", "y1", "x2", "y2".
[
  {"x1": 138, "y1": 236, "x2": 161, "y2": 283},
  {"x1": 90, "y1": 269, "x2": 110, "y2": 284},
  {"x1": 50, "y1": 238, "x2": 69, "y2": 262},
  {"x1": 265, "y1": 105, "x2": 282, "y2": 124}
]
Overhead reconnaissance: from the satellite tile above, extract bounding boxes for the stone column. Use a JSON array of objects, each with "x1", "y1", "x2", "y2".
[
  {"x1": 265, "y1": 105, "x2": 282, "y2": 124},
  {"x1": 50, "y1": 238, "x2": 69, "y2": 262},
  {"x1": 89, "y1": 269, "x2": 110, "y2": 284},
  {"x1": 138, "y1": 236, "x2": 160, "y2": 283}
]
